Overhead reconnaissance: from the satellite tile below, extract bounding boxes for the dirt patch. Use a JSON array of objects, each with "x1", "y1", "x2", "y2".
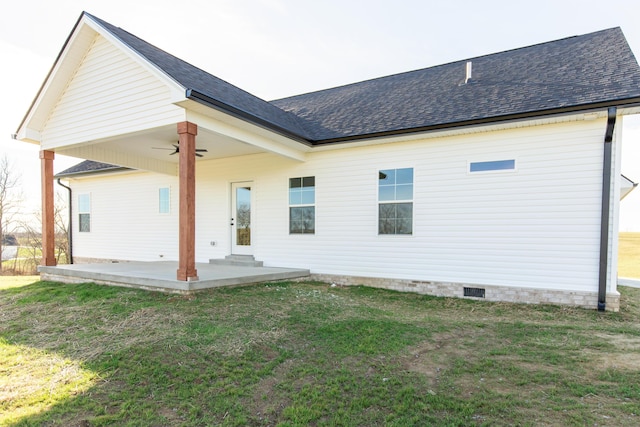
[
  {"x1": 400, "y1": 330, "x2": 477, "y2": 386},
  {"x1": 157, "y1": 407, "x2": 185, "y2": 423},
  {"x1": 587, "y1": 333, "x2": 640, "y2": 370},
  {"x1": 593, "y1": 333, "x2": 640, "y2": 350},
  {"x1": 599, "y1": 353, "x2": 640, "y2": 370},
  {"x1": 243, "y1": 359, "x2": 295, "y2": 423}
]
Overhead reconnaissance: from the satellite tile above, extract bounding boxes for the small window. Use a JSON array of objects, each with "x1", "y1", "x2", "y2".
[
  {"x1": 78, "y1": 193, "x2": 91, "y2": 233},
  {"x1": 469, "y1": 159, "x2": 516, "y2": 173},
  {"x1": 378, "y1": 168, "x2": 413, "y2": 235},
  {"x1": 289, "y1": 176, "x2": 315, "y2": 234},
  {"x1": 159, "y1": 187, "x2": 170, "y2": 214}
]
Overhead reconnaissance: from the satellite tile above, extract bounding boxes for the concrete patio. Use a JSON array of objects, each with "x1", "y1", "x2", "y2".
[{"x1": 38, "y1": 261, "x2": 310, "y2": 293}]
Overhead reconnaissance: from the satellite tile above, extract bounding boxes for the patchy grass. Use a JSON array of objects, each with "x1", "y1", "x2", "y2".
[
  {"x1": 619, "y1": 232, "x2": 640, "y2": 278},
  {"x1": 1, "y1": 280, "x2": 640, "y2": 426}
]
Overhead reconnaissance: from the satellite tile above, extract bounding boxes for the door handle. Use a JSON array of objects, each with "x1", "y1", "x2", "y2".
[{"x1": 230, "y1": 218, "x2": 234, "y2": 226}]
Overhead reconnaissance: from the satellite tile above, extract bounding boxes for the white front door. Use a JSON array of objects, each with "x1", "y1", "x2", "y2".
[{"x1": 231, "y1": 182, "x2": 253, "y2": 255}]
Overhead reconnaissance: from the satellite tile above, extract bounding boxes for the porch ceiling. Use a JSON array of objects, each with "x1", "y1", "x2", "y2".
[
  {"x1": 110, "y1": 125, "x2": 266, "y2": 163},
  {"x1": 57, "y1": 124, "x2": 266, "y2": 174}
]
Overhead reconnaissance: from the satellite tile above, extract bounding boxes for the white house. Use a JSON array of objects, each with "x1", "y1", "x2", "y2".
[{"x1": 16, "y1": 12, "x2": 640, "y2": 310}]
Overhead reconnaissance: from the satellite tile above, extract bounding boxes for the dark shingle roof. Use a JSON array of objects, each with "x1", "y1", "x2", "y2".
[
  {"x1": 56, "y1": 160, "x2": 130, "y2": 178},
  {"x1": 272, "y1": 27, "x2": 640, "y2": 141},
  {"x1": 84, "y1": 12, "x2": 640, "y2": 145}
]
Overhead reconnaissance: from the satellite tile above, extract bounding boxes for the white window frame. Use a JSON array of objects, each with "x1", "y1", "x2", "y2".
[
  {"x1": 78, "y1": 193, "x2": 91, "y2": 233},
  {"x1": 159, "y1": 187, "x2": 171, "y2": 214},
  {"x1": 378, "y1": 167, "x2": 414, "y2": 235},
  {"x1": 289, "y1": 176, "x2": 315, "y2": 235},
  {"x1": 468, "y1": 158, "x2": 517, "y2": 174}
]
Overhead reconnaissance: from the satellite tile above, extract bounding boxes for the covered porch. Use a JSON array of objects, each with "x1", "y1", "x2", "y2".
[
  {"x1": 39, "y1": 261, "x2": 310, "y2": 293},
  {"x1": 15, "y1": 13, "x2": 312, "y2": 287}
]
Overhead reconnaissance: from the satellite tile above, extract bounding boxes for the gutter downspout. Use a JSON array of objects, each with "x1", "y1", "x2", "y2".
[
  {"x1": 56, "y1": 179, "x2": 73, "y2": 264},
  {"x1": 598, "y1": 107, "x2": 617, "y2": 311}
]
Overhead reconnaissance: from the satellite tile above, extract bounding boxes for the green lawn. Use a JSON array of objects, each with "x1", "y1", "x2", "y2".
[{"x1": 1, "y1": 278, "x2": 640, "y2": 426}]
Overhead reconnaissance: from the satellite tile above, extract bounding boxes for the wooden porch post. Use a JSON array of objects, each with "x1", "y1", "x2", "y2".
[
  {"x1": 40, "y1": 150, "x2": 56, "y2": 266},
  {"x1": 176, "y1": 121, "x2": 199, "y2": 281}
]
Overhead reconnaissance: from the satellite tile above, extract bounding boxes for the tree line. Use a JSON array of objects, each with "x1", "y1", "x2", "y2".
[{"x1": 1, "y1": 155, "x2": 69, "y2": 275}]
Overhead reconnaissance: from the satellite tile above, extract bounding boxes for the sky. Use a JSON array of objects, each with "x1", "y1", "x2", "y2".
[{"x1": 1, "y1": 0, "x2": 640, "y2": 229}]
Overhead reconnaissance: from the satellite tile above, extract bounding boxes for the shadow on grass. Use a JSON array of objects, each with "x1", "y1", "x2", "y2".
[
  {"x1": 1, "y1": 281, "x2": 446, "y2": 426},
  {"x1": 2, "y1": 281, "x2": 640, "y2": 426}
]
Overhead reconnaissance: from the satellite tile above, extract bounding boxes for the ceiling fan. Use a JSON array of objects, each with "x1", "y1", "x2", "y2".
[{"x1": 152, "y1": 143, "x2": 208, "y2": 158}]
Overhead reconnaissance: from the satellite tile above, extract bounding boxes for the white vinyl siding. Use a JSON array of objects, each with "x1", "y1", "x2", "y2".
[
  {"x1": 71, "y1": 117, "x2": 615, "y2": 294},
  {"x1": 197, "y1": 118, "x2": 607, "y2": 293},
  {"x1": 72, "y1": 172, "x2": 179, "y2": 261},
  {"x1": 41, "y1": 34, "x2": 184, "y2": 150}
]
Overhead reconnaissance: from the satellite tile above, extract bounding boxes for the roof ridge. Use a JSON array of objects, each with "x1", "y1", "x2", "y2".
[
  {"x1": 271, "y1": 27, "x2": 623, "y2": 103},
  {"x1": 22, "y1": 13, "x2": 640, "y2": 146}
]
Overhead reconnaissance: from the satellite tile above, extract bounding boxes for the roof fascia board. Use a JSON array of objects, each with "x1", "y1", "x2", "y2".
[
  {"x1": 311, "y1": 98, "x2": 640, "y2": 148},
  {"x1": 55, "y1": 166, "x2": 133, "y2": 179},
  {"x1": 620, "y1": 173, "x2": 638, "y2": 201},
  {"x1": 184, "y1": 107, "x2": 307, "y2": 162},
  {"x1": 16, "y1": 13, "x2": 95, "y2": 141},
  {"x1": 186, "y1": 89, "x2": 312, "y2": 146},
  {"x1": 189, "y1": 87, "x2": 640, "y2": 149},
  {"x1": 309, "y1": 107, "x2": 621, "y2": 152},
  {"x1": 83, "y1": 14, "x2": 185, "y2": 103},
  {"x1": 19, "y1": 128, "x2": 42, "y2": 145},
  {"x1": 618, "y1": 105, "x2": 640, "y2": 116}
]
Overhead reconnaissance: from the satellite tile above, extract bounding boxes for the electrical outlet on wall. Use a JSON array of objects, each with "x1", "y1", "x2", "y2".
[{"x1": 210, "y1": 241, "x2": 216, "y2": 246}]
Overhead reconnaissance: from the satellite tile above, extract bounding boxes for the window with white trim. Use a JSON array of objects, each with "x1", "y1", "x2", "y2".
[
  {"x1": 469, "y1": 159, "x2": 516, "y2": 173},
  {"x1": 78, "y1": 193, "x2": 91, "y2": 233},
  {"x1": 378, "y1": 168, "x2": 413, "y2": 235},
  {"x1": 289, "y1": 176, "x2": 315, "y2": 234},
  {"x1": 159, "y1": 187, "x2": 170, "y2": 214}
]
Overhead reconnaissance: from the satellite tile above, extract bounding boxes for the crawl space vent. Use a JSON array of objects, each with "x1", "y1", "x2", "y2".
[{"x1": 463, "y1": 287, "x2": 485, "y2": 298}]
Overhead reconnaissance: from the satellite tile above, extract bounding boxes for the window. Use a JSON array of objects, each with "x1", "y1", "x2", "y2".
[
  {"x1": 378, "y1": 168, "x2": 413, "y2": 235},
  {"x1": 289, "y1": 176, "x2": 315, "y2": 234},
  {"x1": 78, "y1": 193, "x2": 91, "y2": 233},
  {"x1": 159, "y1": 187, "x2": 170, "y2": 214},
  {"x1": 469, "y1": 159, "x2": 516, "y2": 173}
]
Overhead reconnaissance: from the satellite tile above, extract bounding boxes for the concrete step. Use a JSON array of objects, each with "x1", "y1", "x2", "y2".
[{"x1": 209, "y1": 255, "x2": 264, "y2": 267}]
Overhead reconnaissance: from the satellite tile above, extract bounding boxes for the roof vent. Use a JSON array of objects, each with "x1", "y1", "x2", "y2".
[{"x1": 465, "y1": 61, "x2": 473, "y2": 84}]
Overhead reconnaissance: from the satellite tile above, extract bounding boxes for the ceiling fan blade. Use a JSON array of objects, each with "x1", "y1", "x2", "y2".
[{"x1": 152, "y1": 143, "x2": 205, "y2": 157}]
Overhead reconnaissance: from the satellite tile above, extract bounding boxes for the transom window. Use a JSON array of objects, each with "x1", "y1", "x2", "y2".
[
  {"x1": 378, "y1": 168, "x2": 413, "y2": 235},
  {"x1": 289, "y1": 176, "x2": 315, "y2": 234},
  {"x1": 469, "y1": 159, "x2": 516, "y2": 173},
  {"x1": 78, "y1": 193, "x2": 91, "y2": 233}
]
